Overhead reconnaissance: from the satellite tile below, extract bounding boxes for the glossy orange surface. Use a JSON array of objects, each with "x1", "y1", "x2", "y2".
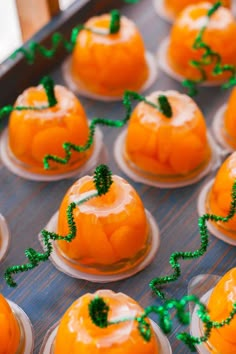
[
  {"x1": 54, "y1": 290, "x2": 159, "y2": 354},
  {"x1": 125, "y1": 90, "x2": 211, "y2": 180},
  {"x1": 223, "y1": 87, "x2": 236, "y2": 148},
  {"x1": 164, "y1": 0, "x2": 231, "y2": 18},
  {"x1": 57, "y1": 175, "x2": 149, "y2": 273},
  {"x1": 0, "y1": 294, "x2": 20, "y2": 354},
  {"x1": 208, "y1": 152, "x2": 236, "y2": 234},
  {"x1": 207, "y1": 268, "x2": 236, "y2": 353},
  {"x1": 168, "y1": 3, "x2": 236, "y2": 81},
  {"x1": 71, "y1": 14, "x2": 148, "y2": 96},
  {"x1": 8, "y1": 85, "x2": 91, "y2": 175}
]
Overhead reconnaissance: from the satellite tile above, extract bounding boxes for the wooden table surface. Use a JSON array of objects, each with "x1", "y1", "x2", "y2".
[{"x1": 0, "y1": 1, "x2": 234, "y2": 353}]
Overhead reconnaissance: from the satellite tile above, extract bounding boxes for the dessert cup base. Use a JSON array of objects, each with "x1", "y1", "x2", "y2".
[
  {"x1": 188, "y1": 274, "x2": 222, "y2": 354},
  {"x1": 197, "y1": 179, "x2": 236, "y2": 246},
  {"x1": 191, "y1": 289, "x2": 213, "y2": 354},
  {"x1": 40, "y1": 209, "x2": 160, "y2": 282},
  {"x1": 62, "y1": 51, "x2": 158, "y2": 102},
  {"x1": 0, "y1": 213, "x2": 10, "y2": 262},
  {"x1": 0, "y1": 127, "x2": 107, "y2": 181},
  {"x1": 158, "y1": 38, "x2": 227, "y2": 86},
  {"x1": 212, "y1": 104, "x2": 234, "y2": 154},
  {"x1": 8, "y1": 300, "x2": 34, "y2": 354},
  {"x1": 114, "y1": 129, "x2": 220, "y2": 188},
  {"x1": 39, "y1": 319, "x2": 172, "y2": 354},
  {"x1": 153, "y1": 0, "x2": 174, "y2": 23}
]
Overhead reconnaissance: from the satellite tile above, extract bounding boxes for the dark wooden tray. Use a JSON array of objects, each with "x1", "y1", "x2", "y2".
[{"x1": 0, "y1": 1, "x2": 232, "y2": 353}]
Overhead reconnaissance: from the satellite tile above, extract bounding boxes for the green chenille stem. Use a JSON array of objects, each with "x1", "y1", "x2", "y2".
[
  {"x1": 89, "y1": 294, "x2": 236, "y2": 352},
  {"x1": 182, "y1": 1, "x2": 236, "y2": 96},
  {"x1": 4, "y1": 164, "x2": 113, "y2": 288},
  {"x1": 11, "y1": 24, "x2": 84, "y2": 64},
  {"x1": 43, "y1": 90, "x2": 163, "y2": 169},
  {"x1": 109, "y1": 10, "x2": 121, "y2": 34},
  {"x1": 158, "y1": 95, "x2": 172, "y2": 118},
  {"x1": 11, "y1": 10, "x2": 121, "y2": 64},
  {"x1": 149, "y1": 180, "x2": 236, "y2": 300},
  {"x1": 40, "y1": 76, "x2": 58, "y2": 106},
  {"x1": 0, "y1": 76, "x2": 57, "y2": 123}
]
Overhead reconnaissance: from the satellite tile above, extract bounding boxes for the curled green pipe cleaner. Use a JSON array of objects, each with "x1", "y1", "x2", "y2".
[
  {"x1": 149, "y1": 180, "x2": 236, "y2": 300},
  {"x1": 182, "y1": 1, "x2": 236, "y2": 96},
  {"x1": 11, "y1": 10, "x2": 121, "y2": 64},
  {"x1": 4, "y1": 164, "x2": 113, "y2": 288},
  {"x1": 0, "y1": 76, "x2": 57, "y2": 122},
  {"x1": 89, "y1": 294, "x2": 236, "y2": 352},
  {"x1": 43, "y1": 91, "x2": 172, "y2": 169}
]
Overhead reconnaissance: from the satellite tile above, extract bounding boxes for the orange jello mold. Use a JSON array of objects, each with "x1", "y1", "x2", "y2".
[
  {"x1": 0, "y1": 294, "x2": 21, "y2": 354},
  {"x1": 166, "y1": 2, "x2": 236, "y2": 82},
  {"x1": 206, "y1": 268, "x2": 236, "y2": 354},
  {"x1": 190, "y1": 270, "x2": 236, "y2": 353},
  {"x1": 7, "y1": 84, "x2": 92, "y2": 176},
  {"x1": 121, "y1": 90, "x2": 212, "y2": 184},
  {"x1": 55, "y1": 174, "x2": 155, "y2": 277},
  {"x1": 207, "y1": 152, "x2": 236, "y2": 237},
  {"x1": 67, "y1": 13, "x2": 150, "y2": 98},
  {"x1": 43, "y1": 290, "x2": 164, "y2": 354},
  {"x1": 222, "y1": 87, "x2": 236, "y2": 149},
  {"x1": 207, "y1": 268, "x2": 236, "y2": 354},
  {"x1": 160, "y1": 0, "x2": 231, "y2": 20}
]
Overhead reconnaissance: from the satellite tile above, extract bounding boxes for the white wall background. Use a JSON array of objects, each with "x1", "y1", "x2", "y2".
[{"x1": 0, "y1": 0, "x2": 76, "y2": 62}]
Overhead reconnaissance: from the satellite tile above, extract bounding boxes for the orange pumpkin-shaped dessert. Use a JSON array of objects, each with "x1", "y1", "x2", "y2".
[
  {"x1": 70, "y1": 13, "x2": 149, "y2": 97},
  {"x1": 163, "y1": 0, "x2": 231, "y2": 19},
  {"x1": 208, "y1": 152, "x2": 236, "y2": 237},
  {"x1": 206, "y1": 268, "x2": 236, "y2": 353},
  {"x1": 223, "y1": 87, "x2": 236, "y2": 149},
  {"x1": 0, "y1": 294, "x2": 21, "y2": 354},
  {"x1": 8, "y1": 84, "x2": 91, "y2": 175},
  {"x1": 167, "y1": 2, "x2": 236, "y2": 81},
  {"x1": 124, "y1": 90, "x2": 211, "y2": 182},
  {"x1": 57, "y1": 174, "x2": 150, "y2": 274},
  {"x1": 54, "y1": 290, "x2": 160, "y2": 354}
]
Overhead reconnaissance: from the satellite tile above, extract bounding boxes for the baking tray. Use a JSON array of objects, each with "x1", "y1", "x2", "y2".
[{"x1": 0, "y1": 1, "x2": 233, "y2": 353}]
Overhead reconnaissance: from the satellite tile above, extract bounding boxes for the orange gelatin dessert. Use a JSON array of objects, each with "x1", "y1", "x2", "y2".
[
  {"x1": 0, "y1": 294, "x2": 21, "y2": 354},
  {"x1": 71, "y1": 13, "x2": 148, "y2": 97},
  {"x1": 208, "y1": 152, "x2": 236, "y2": 237},
  {"x1": 54, "y1": 290, "x2": 159, "y2": 354},
  {"x1": 57, "y1": 174, "x2": 149, "y2": 274},
  {"x1": 167, "y1": 2, "x2": 236, "y2": 81},
  {"x1": 223, "y1": 87, "x2": 236, "y2": 149},
  {"x1": 164, "y1": 0, "x2": 230, "y2": 18},
  {"x1": 124, "y1": 90, "x2": 211, "y2": 182},
  {"x1": 206, "y1": 268, "x2": 236, "y2": 353},
  {"x1": 8, "y1": 84, "x2": 91, "y2": 175}
]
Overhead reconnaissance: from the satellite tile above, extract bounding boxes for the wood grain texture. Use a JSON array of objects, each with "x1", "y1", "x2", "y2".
[
  {"x1": 16, "y1": 0, "x2": 54, "y2": 41},
  {"x1": 0, "y1": 1, "x2": 234, "y2": 353}
]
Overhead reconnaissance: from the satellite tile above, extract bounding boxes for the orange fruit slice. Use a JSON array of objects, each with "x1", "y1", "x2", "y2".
[
  {"x1": 208, "y1": 152, "x2": 236, "y2": 235},
  {"x1": 0, "y1": 294, "x2": 20, "y2": 354},
  {"x1": 54, "y1": 289, "x2": 159, "y2": 354},
  {"x1": 207, "y1": 268, "x2": 236, "y2": 353},
  {"x1": 125, "y1": 90, "x2": 211, "y2": 181},
  {"x1": 167, "y1": 3, "x2": 236, "y2": 81},
  {"x1": 71, "y1": 14, "x2": 148, "y2": 96},
  {"x1": 57, "y1": 175, "x2": 149, "y2": 274},
  {"x1": 8, "y1": 85, "x2": 91, "y2": 175}
]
